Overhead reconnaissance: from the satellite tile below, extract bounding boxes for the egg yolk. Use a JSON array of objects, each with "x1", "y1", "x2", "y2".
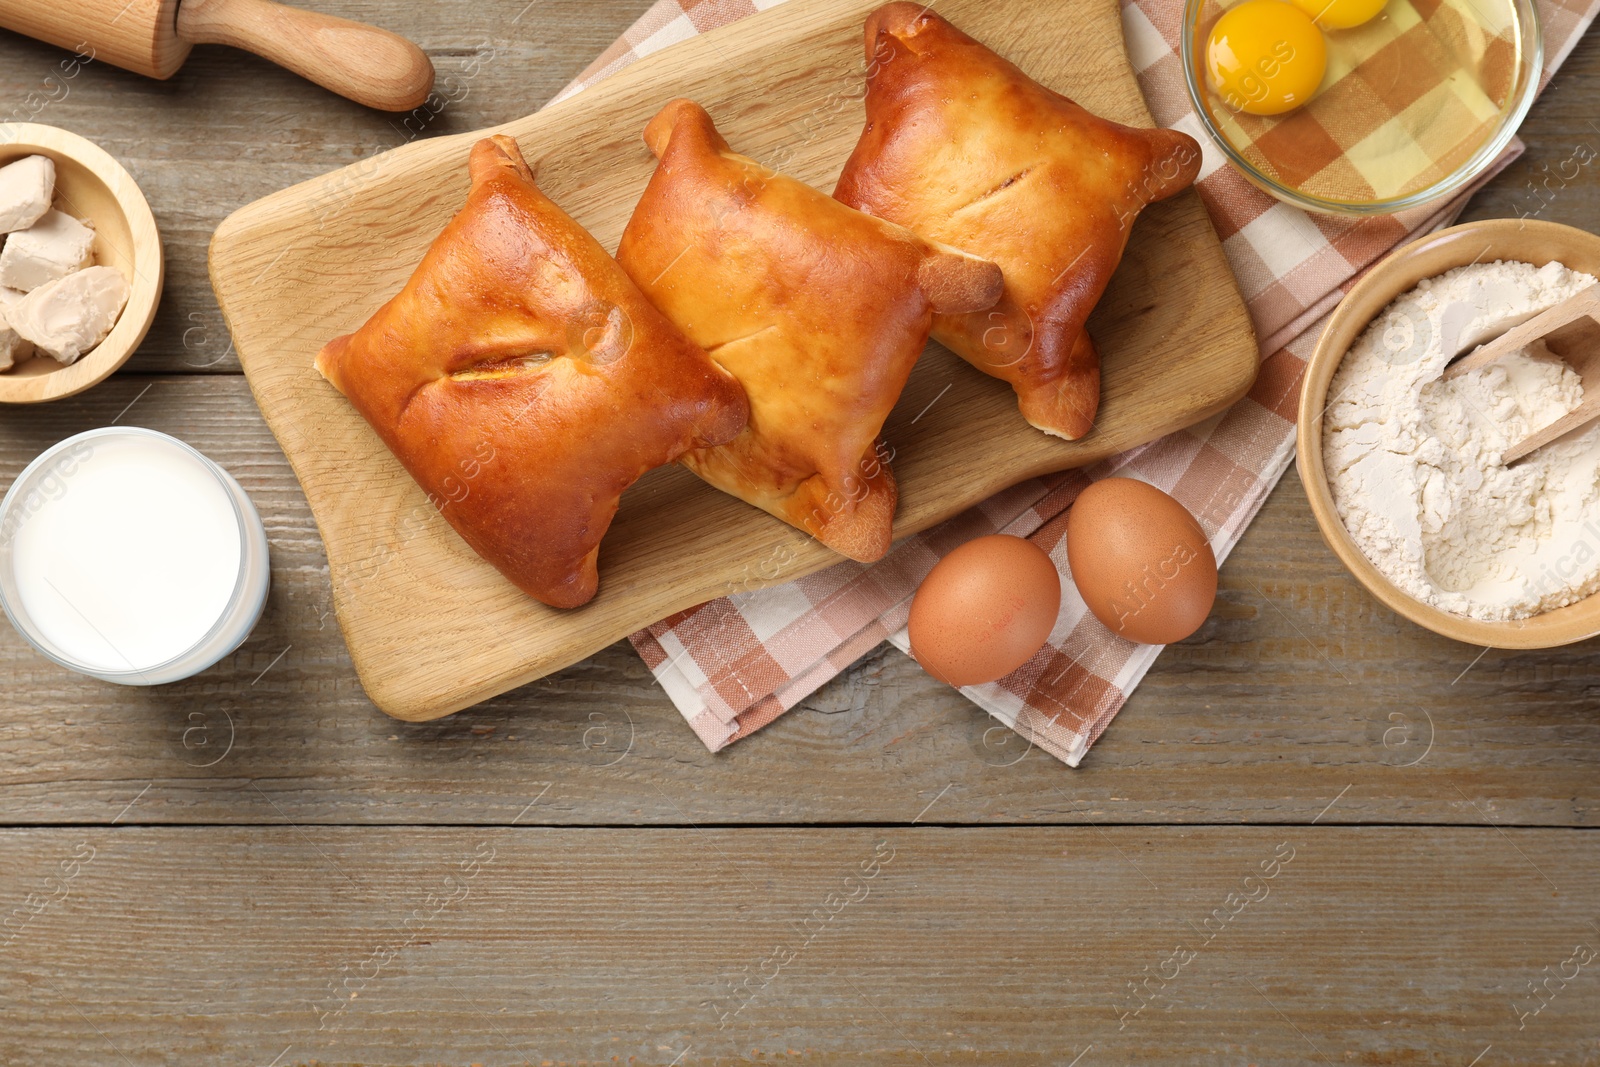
[
  {"x1": 1206, "y1": 0, "x2": 1328, "y2": 116},
  {"x1": 1290, "y1": 0, "x2": 1388, "y2": 28}
]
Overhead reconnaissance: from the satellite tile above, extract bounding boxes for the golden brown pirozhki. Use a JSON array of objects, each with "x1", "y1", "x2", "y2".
[
  {"x1": 834, "y1": 3, "x2": 1201, "y2": 440},
  {"x1": 617, "y1": 99, "x2": 1003, "y2": 562},
  {"x1": 315, "y1": 135, "x2": 748, "y2": 608}
]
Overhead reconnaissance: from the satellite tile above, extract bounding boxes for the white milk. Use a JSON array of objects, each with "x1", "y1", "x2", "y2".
[{"x1": 0, "y1": 428, "x2": 270, "y2": 684}]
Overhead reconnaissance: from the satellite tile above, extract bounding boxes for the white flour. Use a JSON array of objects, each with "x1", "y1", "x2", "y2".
[{"x1": 1324, "y1": 260, "x2": 1600, "y2": 621}]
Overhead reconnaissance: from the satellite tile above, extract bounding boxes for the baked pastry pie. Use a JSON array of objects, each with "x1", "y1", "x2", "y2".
[
  {"x1": 616, "y1": 99, "x2": 1003, "y2": 561},
  {"x1": 834, "y1": 3, "x2": 1202, "y2": 440},
  {"x1": 315, "y1": 135, "x2": 749, "y2": 608}
]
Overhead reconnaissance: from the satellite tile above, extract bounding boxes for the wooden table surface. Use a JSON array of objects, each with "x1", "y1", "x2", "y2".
[{"x1": 0, "y1": 3, "x2": 1596, "y2": 1064}]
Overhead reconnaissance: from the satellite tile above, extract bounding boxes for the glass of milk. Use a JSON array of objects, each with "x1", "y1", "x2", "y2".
[{"x1": 0, "y1": 427, "x2": 270, "y2": 685}]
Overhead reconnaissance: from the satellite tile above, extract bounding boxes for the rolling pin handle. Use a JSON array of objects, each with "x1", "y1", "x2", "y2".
[{"x1": 175, "y1": 0, "x2": 435, "y2": 112}]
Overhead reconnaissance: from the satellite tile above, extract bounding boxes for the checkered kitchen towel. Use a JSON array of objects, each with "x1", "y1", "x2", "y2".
[{"x1": 555, "y1": 0, "x2": 1596, "y2": 763}]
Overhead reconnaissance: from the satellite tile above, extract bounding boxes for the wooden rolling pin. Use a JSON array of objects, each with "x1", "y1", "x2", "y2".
[{"x1": 0, "y1": 0, "x2": 435, "y2": 112}]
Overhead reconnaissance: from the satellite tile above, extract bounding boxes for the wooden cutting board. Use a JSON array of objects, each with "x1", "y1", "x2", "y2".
[{"x1": 209, "y1": 0, "x2": 1258, "y2": 722}]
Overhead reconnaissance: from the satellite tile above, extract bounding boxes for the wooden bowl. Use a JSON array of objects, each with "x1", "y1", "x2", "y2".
[
  {"x1": 1297, "y1": 218, "x2": 1600, "y2": 649},
  {"x1": 0, "y1": 124, "x2": 162, "y2": 404}
]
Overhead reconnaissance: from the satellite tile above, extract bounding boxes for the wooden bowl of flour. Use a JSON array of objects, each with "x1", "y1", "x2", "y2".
[
  {"x1": 0, "y1": 124, "x2": 162, "y2": 404},
  {"x1": 1298, "y1": 218, "x2": 1600, "y2": 649}
]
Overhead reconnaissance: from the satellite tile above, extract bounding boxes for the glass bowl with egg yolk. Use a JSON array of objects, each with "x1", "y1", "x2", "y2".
[{"x1": 1180, "y1": 0, "x2": 1540, "y2": 214}]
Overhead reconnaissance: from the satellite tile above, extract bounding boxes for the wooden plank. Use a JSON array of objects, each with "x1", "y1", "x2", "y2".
[
  {"x1": 0, "y1": 826, "x2": 1595, "y2": 1063},
  {"x1": 0, "y1": 1, "x2": 1590, "y2": 383},
  {"x1": 207, "y1": 0, "x2": 1257, "y2": 721},
  {"x1": 1, "y1": 377, "x2": 1596, "y2": 827}
]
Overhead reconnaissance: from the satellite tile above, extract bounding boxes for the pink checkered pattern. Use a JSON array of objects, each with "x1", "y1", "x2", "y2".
[{"x1": 559, "y1": 0, "x2": 1596, "y2": 764}]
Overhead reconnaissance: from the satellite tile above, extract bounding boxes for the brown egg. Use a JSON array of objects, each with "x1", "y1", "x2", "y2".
[
  {"x1": 908, "y1": 534, "x2": 1062, "y2": 687},
  {"x1": 1066, "y1": 478, "x2": 1217, "y2": 644}
]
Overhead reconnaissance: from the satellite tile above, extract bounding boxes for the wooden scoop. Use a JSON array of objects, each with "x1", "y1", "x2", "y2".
[
  {"x1": 0, "y1": 0, "x2": 434, "y2": 112},
  {"x1": 1442, "y1": 285, "x2": 1600, "y2": 464}
]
